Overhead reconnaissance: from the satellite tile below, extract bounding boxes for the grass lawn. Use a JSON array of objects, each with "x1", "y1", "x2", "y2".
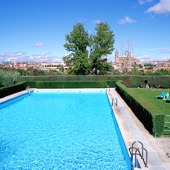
[{"x1": 126, "y1": 88, "x2": 170, "y2": 116}]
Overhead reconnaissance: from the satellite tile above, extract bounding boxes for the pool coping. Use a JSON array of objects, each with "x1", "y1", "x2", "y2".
[{"x1": 0, "y1": 88, "x2": 170, "y2": 170}]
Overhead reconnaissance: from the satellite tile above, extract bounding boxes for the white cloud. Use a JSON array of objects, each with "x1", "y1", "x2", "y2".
[
  {"x1": 149, "y1": 48, "x2": 170, "y2": 54},
  {"x1": 137, "y1": 54, "x2": 150, "y2": 61},
  {"x1": 34, "y1": 41, "x2": 44, "y2": 47},
  {"x1": 25, "y1": 54, "x2": 63, "y2": 62},
  {"x1": 0, "y1": 50, "x2": 63, "y2": 62},
  {"x1": 158, "y1": 48, "x2": 170, "y2": 54},
  {"x1": 0, "y1": 51, "x2": 26, "y2": 61},
  {"x1": 42, "y1": 51, "x2": 50, "y2": 56},
  {"x1": 118, "y1": 16, "x2": 137, "y2": 24},
  {"x1": 138, "y1": 0, "x2": 153, "y2": 5},
  {"x1": 0, "y1": 52, "x2": 6, "y2": 57},
  {"x1": 93, "y1": 19, "x2": 101, "y2": 24},
  {"x1": 147, "y1": 0, "x2": 170, "y2": 14},
  {"x1": 14, "y1": 51, "x2": 26, "y2": 56}
]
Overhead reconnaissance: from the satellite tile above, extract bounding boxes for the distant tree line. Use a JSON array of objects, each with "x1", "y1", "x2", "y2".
[{"x1": 1, "y1": 66, "x2": 170, "y2": 87}]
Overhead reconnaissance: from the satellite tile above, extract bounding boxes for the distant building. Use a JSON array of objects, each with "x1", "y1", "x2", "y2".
[
  {"x1": 0, "y1": 61, "x2": 12, "y2": 68},
  {"x1": 12, "y1": 62, "x2": 28, "y2": 70},
  {"x1": 152, "y1": 61, "x2": 170, "y2": 72},
  {"x1": 2, "y1": 61, "x2": 11, "y2": 65},
  {"x1": 7, "y1": 61, "x2": 68, "y2": 73},
  {"x1": 39, "y1": 62, "x2": 65, "y2": 72},
  {"x1": 113, "y1": 50, "x2": 142, "y2": 73}
]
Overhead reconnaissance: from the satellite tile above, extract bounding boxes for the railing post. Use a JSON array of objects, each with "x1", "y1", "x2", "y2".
[
  {"x1": 26, "y1": 86, "x2": 32, "y2": 95},
  {"x1": 112, "y1": 98, "x2": 114, "y2": 106}
]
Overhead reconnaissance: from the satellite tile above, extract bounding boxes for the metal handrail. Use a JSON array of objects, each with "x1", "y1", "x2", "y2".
[
  {"x1": 129, "y1": 141, "x2": 148, "y2": 169},
  {"x1": 111, "y1": 97, "x2": 118, "y2": 106},
  {"x1": 26, "y1": 86, "x2": 32, "y2": 95}
]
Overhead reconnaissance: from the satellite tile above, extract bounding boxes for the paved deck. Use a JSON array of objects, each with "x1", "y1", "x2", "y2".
[{"x1": 108, "y1": 88, "x2": 170, "y2": 170}]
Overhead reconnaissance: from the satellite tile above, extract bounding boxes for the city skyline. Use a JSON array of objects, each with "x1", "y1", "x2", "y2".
[{"x1": 0, "y1": 0, "x2": 170, "y2": 63}]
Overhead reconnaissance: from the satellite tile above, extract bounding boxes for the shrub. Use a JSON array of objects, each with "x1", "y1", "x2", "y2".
[
  {"x1": 26, "y1": 81, "x2": 112, "y2": 88},
  {"x1": 115, "y1": 81, "x2": 166, "y2": 136},
  {"x1": 0, "y1": 82, "x2": 26, "y2": 98}
]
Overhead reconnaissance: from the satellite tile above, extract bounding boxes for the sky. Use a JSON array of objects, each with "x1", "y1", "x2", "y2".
[{"x1": 0, "y1": 0, "x2": 170, "y2": 63}]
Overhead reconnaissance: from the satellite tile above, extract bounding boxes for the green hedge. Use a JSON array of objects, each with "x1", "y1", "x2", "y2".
[
  {"x1": 18, "y1": 75, "x2": 170, "y2": 88},
  {"x1": 0, "y1": 80, "x2": 115, "y2": 98},
  {"x1": 26, "y1": 81, "x2": 115, "y2": 88},
  {"x1": 128, "y1": 75, "x2": 170, "y2": 88},
  {"x1": 115, "y1": 81, "x2": 165, "y2": 136},
  {"x1": 0, "y1": 82, "x2": 26, "y2": 98},
  {"x1": 19, "y1": 75, "x2": 117, "y2": 82}
]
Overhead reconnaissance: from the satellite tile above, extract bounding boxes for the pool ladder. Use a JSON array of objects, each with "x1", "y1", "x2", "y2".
[
  {"x1": 111, "y1": 97, "x2": 118, "y2": 106},
  {"x1": 26, "y1": 86, "x2": 32, "y2": 95},
  {"x1": 129, "y1": 141, "x2": 148, "y2": 169}
]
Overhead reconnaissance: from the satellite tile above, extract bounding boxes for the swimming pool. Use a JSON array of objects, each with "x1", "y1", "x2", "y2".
[{"x1": 0, "y1": 89, "x2": 131, "y2": 169}]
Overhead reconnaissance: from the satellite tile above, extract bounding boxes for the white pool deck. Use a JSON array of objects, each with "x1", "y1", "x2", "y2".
[{"x1": 0, "y1": 88, "x2": 170, "y2": 170}]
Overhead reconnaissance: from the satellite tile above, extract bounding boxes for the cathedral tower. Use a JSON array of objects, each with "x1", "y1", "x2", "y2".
[{"x1": 115, "y1": 50, "x2": 119, "y2": 63}]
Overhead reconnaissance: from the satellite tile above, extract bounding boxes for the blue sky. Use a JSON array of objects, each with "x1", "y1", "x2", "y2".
[{"x1": 0, "y1": 0, "x2": 170, "y2": 62}]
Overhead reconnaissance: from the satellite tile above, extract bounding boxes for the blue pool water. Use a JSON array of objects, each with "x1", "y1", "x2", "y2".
[{"x1": 0, "y1": 89, "x2": 131, "y2": 169}]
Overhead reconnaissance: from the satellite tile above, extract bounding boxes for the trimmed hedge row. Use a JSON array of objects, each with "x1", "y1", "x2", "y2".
[
  {"x1": 26, "y1": 80, "x2": 116, "y2": 88},
  {"x1": 115, "y1": 81, "x2": 165, "y2": 136},
  {"x1": 0, "y1": 82, "x2": 27, "y2": 98},
  {"x1": 0, "y1": 80, "x2": 115, "y2": 98},
  {"x1": 18, "y1": 75, "x2": 117, "y2": 82},
  {"x1": 18, "y1": 75, "x2": 170, "y2": 88},
  {"x1": 128, "y1": 75, "x2": 170, "y2": 88}
]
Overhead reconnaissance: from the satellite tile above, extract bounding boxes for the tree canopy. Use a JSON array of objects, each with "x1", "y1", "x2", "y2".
[
  {"x1": 63, "y1": 22, "x2": 115, "y2": 75},
  {"x1": 63, "y1": 23, "x2": 90, "y2": 75}
]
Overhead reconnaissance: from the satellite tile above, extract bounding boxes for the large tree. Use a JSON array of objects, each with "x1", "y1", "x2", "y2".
[
  {"x1": 63, "y1": 23, "x2": 90, "y2": 75},
  {"x1": 63, "y1": 22, "x2": 115, "y2": 75},
  {"x1": 89, "y1": 22, "x2": 115, "y2": 75}
]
